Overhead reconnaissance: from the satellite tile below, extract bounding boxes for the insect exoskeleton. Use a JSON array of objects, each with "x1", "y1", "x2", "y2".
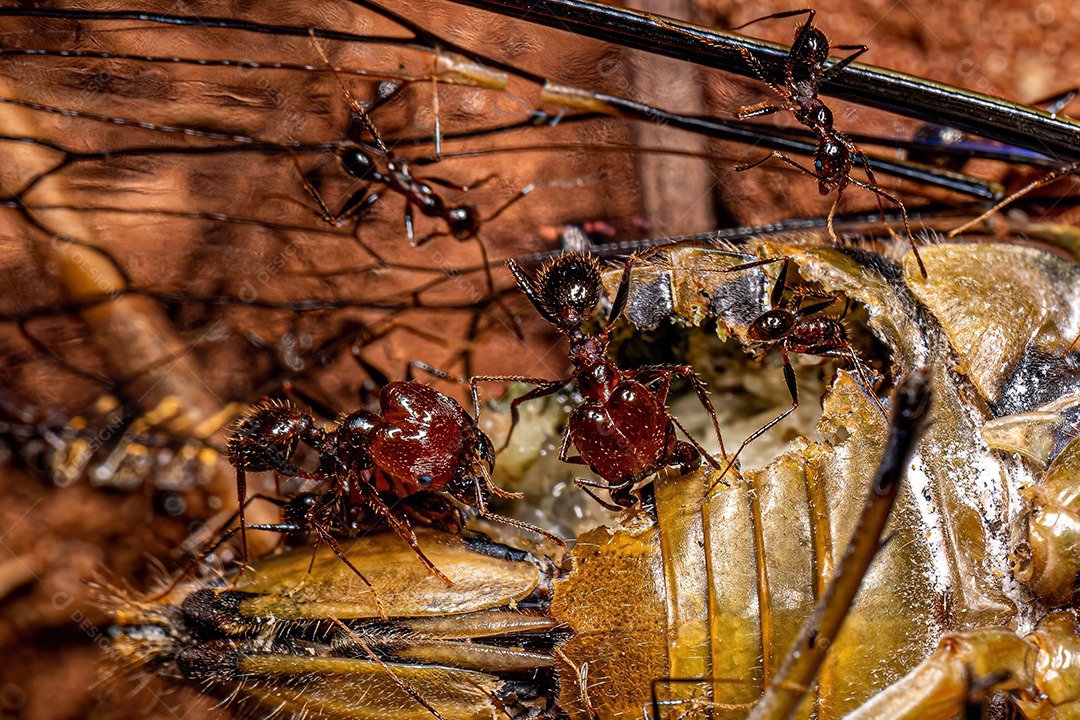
[
  {"x1": 559, "y1": 234, "x2": 1080, "y2": 719},
  {"x1": 109, "y1": 529, "x2": 563, "y2": 720}
]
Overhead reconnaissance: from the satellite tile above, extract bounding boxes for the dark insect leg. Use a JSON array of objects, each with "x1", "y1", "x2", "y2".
[
  {"x1": 357, "y1": 482, "x2": 452, "y2": 585},
  {"x1": 947, "y1": 163, "x2": 1079, "y2": 238},
  {"x1": 470, "y1": 375, "x2": 565, "y2": 452},
  {"x1": 708, "y1": 346, "x2": 800, "y2": 492},
  {"x1": 818, "y1": 44, "x2": 868, "y2": 86},
  {"x1": 634, "y1": 363, "x2": 729, "y2": 464},
  {"x1": 849, "y1": 142, "x2": 926, "y2": 277},
  {"x1": 471, "y1": 475, "x2": 566, "y2": 547}
]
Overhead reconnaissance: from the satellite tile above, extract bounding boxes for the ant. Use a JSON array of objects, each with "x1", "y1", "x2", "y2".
[
  {"x1": 473, "y1": 253, "x2": 728, "y2": 510},
  {"x1": 726, "y1": 9, "x2": 927, "y2": 277},
  {"x1": 295, "y1": 37, "x2": 531, "y2": 327},
  {"x1": 714, "y1": 255, "x2": 887, "y2": 485},
  {"x1": 227, "y1": 381, "x2": 564, "y2": 586}
]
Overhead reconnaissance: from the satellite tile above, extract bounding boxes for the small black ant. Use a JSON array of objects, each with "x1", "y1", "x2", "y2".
[
  {"x1": 715, "y1": 255, "x2": 887, "y2": 484},
  {"x1": 473, "y1": 253, "x2": 728, "y2": 509},
  {"x1": 227, "y1": 382, "x2": 563, "y2": 586},
  {"x1": 295, "y1": 36, "x2": 531, "y2": 327},
  {"x1": 727, "y1": 9, "x2": 927, "y2": 277}
]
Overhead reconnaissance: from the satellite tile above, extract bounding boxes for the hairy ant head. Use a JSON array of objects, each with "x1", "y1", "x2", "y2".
[
  {"x1": 748, "y1": 309, "x2": 796, "y2": 343},
  {"x1": 535, "y1": 253, "x2": 603, "y2": 330},
  {"x1": 227, "y1": 400, "x2": 317, "y2": 475}
]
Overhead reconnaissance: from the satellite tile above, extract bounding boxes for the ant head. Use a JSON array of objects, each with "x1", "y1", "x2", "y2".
[
  {"x1": 748, "y1": 309, "x2": 796, "y2": 342},
  {"x1": 227, "y1": 399, "x2": 317, "y2": 474},
  {"x1": 446, "y1": 205, "x2": 480, "y2": 240},
  {"x1": 793, "y1": 26, "x2": 831, "y2": 75},
  {"x1": 340, "y1": 148, "x2": 378, "y2": 182},
  {"x1": 534, "y1": 253, "x2": 603, "y2": 330}
]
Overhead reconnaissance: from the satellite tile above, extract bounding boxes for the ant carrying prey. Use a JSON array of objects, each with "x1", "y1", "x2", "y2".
[
  {"x1": 723, "y1": 9, "x2": 927, "y2": 277},
  {"x1": 473, "y1": 253, "x2": 728, "y2": 509},
  {"x1": 227, "y1": 381, "x2": 563, "y2": 588}
]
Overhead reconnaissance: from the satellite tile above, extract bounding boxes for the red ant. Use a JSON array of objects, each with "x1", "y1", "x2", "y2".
[
  {"x1": 713, "y1": 255, "x2": 887, "y2": 485},
  {"x1": 227, "y1": 381, "x2": 563, "y2": 586},
  {"x1": 473, "y1": 253, "x2": 728, "y2": 510},
  {"x1": 726, "y1": 9, "x2": 927, "y2": 277}
]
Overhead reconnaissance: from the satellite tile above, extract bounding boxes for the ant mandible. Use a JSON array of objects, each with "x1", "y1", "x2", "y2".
[
  {"x1": 228, "y1": 381, "x2": 563, "y2": 586},
  {"x1": 729, "y1": 9, "x2": 927, "y2": 278},
  {"x1": 474, "y1": 253, "x2": 728, "y2": 509},
  {"x1": 714, "y1": 255, "x2": 887, "y2": 485}
]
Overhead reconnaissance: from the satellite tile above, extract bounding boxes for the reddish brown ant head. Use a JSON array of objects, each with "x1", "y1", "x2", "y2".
[
  {"x1": 748, "y1": 308, "x2": 796, "y2": 343},
  {"x1": 535, "y1": 253, "x2": 603, "y2": 330}
]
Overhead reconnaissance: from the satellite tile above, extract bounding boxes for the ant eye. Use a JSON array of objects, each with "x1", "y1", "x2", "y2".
[{"x1": 418, "y1": 475, "x2": 433, "y2": 487}]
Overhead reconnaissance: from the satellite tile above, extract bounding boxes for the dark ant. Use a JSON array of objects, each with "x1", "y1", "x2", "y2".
[
  {"x1": 714, "y1": 255, "x2": 887, "y2": 486},
  {"x1": 295, "y1": 37, "x2": 531, "y2": 329},
  {"x1": 726, "y1": 9, "x2": 927, "y2": 278},
  {"x1": 228, "y1": 382, "x2": 564, "y2": 585},
  {"x1": 473, "y1": 253, "x2": 728, "y2": 510}
]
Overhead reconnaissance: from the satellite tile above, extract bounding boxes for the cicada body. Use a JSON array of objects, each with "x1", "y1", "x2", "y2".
[{"x1": 110, "y1": 529, "x2": 562, "y2": 720}]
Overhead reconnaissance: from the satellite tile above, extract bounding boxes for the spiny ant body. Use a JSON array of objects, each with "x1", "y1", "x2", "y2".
[
  {"x1": 730, "y1": 9, "x2": 926, "y2": 277},
  {"x1": 716, "y1": 255, "x2": 887, "y2": 484},
  {"x1": 227, "y1": 381, "x2": 562, "y2": 587},
  {"x1": 475, "y1": 253, "x2": 726, "y2": 509}
]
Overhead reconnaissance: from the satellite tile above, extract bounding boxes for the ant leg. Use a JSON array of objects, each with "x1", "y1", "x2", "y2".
[
  {"x1": 404, "y1": 202, "x2": 419, "y2": 246},
  {"x1": 311, "y1": 526, "x2": 386, "y2": 618},
  {"x1": 734, "y1": 152, "x2": 784, "y2": 173},
  {"x1": 708, "y1": 346, "x2": 799, "y2": 493},
  {"x1": 570, "y1": 479, "x2": 630, "y2": 511},
  {"x1": 422, "y1": 174, "x2": 496, "y2": 192},
  {"x1": 730, "y1": 8, "x2": 814, "y2": 31},
  {"x1": 947, "y1": 164, "x2": 1078, "y2": 238},
  {"x1": 841, "y1": 345, "x2": 889, "y2": 419},
  {"x1": 471, "y1": 475, "x2": 566, "y2": 547},
  {"x1": 635, "y1": 364, "x2": 729, "y2": 465},
  {"x1": 826, "y1": 190, "x2": 842, "y2": 243},
  {"x1": 724, "y1": 256, "x2": 789, "y2": 312},
  {"x1": 818, "y1": 44, "x2": 869, "y2": 86},
  {"x1": 848, "y1": 142, "x2": 927, "y2": 277},
  {"x1": 153, "y1": 496, "x2": 290, "y2": 599},
  {"x1": 471, "y1": 375, "x2": 565, "y2": 452},
  {"x1": 307, "y1": 29, "x2": 388, "y2": 154},
  {"x1": 358, "y1": 482, "x2": 452, "y2": 585},
  {"x1": 483, "y1": 183, "x2": 536, "y2": 224}
]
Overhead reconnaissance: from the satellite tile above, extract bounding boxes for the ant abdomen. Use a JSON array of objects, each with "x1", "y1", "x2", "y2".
[
  {"x1": 790, "y1": 316, "x2": 850, "y2": 354},
  {"x1": 569, "y1": 381, "x2": 673, "y2": 480}
]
